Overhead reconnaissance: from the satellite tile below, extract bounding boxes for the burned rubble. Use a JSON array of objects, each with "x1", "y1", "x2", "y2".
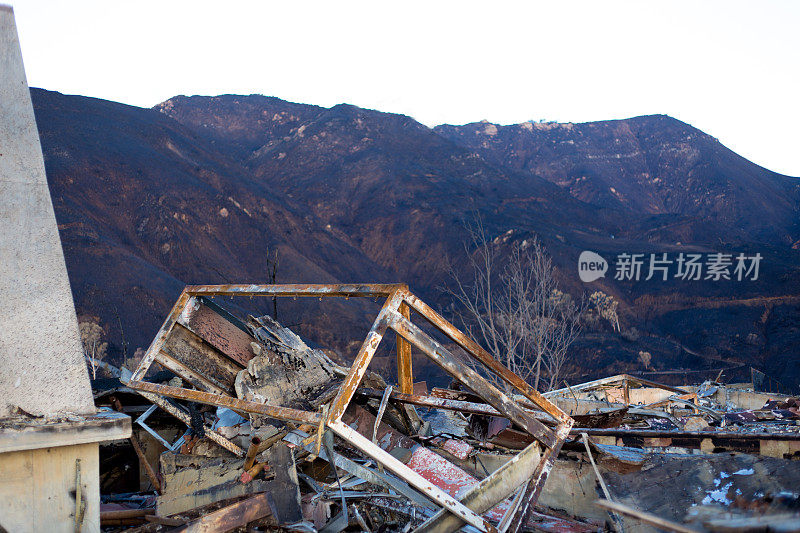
[{"x1": 82, "y1": 284, "x2": 800, "y2": 533}]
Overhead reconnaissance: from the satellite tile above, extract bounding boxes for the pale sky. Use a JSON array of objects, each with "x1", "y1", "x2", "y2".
[{"x1": 10, "y1": 0, "x2": 800, "y2": 176}]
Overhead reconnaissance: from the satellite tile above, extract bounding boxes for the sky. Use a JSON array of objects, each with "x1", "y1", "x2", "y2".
[{"x1": 9, "y1": 0, "x2": 800, "y2": 176}]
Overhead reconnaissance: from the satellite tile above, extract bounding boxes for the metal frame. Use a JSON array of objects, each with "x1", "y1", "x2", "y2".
[{"x1": 129, "y1": 284, "x2": 574, "y2": 533}]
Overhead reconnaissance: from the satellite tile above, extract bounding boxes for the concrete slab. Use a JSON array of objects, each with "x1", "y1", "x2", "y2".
[{"x1": 0, "y1": 4, "x2": 94, "y2": 417}]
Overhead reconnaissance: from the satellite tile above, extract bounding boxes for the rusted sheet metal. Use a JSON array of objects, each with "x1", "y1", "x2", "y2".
[
  {"x1": 178, "y1": 297, "x2": 256, "y2": 367},
  {"x1": 128, "y1": 381, "x2": 321, "y2": 425},
  {"x1": 397, "y1": 300, "x2": 414, "y2": 394},
  {"x1": 327, "y1": 289, "x2": 404, "y2": 422},
  {"x1": 185, "y1": 283, "x2": 403, "y2": 297},
  {"x1": 401, "y1": 290, "x2": 571, "y2": 425},
  {"x1": 437, "y1": 438, "x2": 474, "y2": 460},
  {"x1": 162, "y1": 324, "x2": 241, "y2": 393},
  {"x1": 406, "y1": 447, "x2": 506, "y2": 521},
  {"x1": 328, "y1": 419, "x2": 498, "y2": 533},
  {"x1": 416, "y1": 440, "x2": 543, "y2": 532},
  {"x1": 386, "y1": 310, "x2": 557, "y2": 449}
]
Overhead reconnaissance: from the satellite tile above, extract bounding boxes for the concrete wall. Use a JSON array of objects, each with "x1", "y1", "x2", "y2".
[{"x1": 0, "y1": 5, "x2": 94, "y2": 417}]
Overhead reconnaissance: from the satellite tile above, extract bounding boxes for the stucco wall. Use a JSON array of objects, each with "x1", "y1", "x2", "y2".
[{"x1": 0, "y1": 5, "x2": 94, "y2": 417}]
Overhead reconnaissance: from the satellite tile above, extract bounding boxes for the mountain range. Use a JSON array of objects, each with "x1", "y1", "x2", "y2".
[{"x1": 31, "y1": 88, "x2": 800, "y2": 390}]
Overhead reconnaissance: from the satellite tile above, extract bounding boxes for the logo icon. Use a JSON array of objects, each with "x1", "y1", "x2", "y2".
[{"x1": 578, "y1": 251, "x2": 607, "y2": 282}]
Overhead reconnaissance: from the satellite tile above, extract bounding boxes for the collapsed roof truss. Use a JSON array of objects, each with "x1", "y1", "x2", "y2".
[{"x1": 129, "y1": 283, "x2": 574, "y2": 533}]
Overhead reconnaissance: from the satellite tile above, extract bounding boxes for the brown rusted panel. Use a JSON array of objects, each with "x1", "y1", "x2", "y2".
[
  {"x1": 128, "y1": 381, "x2": 321, "y2": 425},
  {"x1": 179, "y1": 299, "x2": 256, "y2": 367},
  {"x1": 401, "y1": 290, "x2": 572, "y2": 425},
  {"x1": 162, "y1": 324, "x2": 242, "y2": 393},
  {"x1": 386, "y1": 310, "x2": 557, "y2": 449},
  {"x1": 396, "y1": 300, "x2": 414, "y2": 394}
]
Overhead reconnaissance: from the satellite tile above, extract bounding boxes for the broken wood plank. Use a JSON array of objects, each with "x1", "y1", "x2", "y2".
[
  {"x1": 594, "y1": 499, "x2": 699, "y2": 533},
  {"x1": 157, "y1": 454, "x2": 272, "y2": 516},
  {"x1": 174, "y1": 492, "x2": 276, "y2": 532},
  {"x1": 162, "y1": 323, "x2": 242, "y2": 393}
]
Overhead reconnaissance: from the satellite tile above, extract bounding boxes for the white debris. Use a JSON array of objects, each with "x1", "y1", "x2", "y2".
[{"x1": 702, "y1": 482, "x2": 733, "y2": 505}]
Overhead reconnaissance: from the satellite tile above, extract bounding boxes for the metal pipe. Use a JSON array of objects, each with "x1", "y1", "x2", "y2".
[
  {"x1": 128, "y1": 381, "x2": 321, "y2": 425},
  {"x1": 185, "y1": 283, "x2": 403, "y2": 297},
  {"x1": 243, "y1": 436, "x2": 262, "y2": 471}
]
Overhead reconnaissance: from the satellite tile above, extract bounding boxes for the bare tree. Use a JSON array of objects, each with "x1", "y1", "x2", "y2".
[
  {"x1": 79, "y1": 319, "x2": 108, "y2": 379},
  {"x1": 266, "y1": 247, "x2": 279, "y2": 319},
  {"x1": 449, "y1": 220, "x2": 584, "y2": 392}
]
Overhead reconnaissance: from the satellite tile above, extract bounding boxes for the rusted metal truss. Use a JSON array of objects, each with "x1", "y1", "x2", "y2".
[{"x1": 128, "y1": 283, "x2": 574, "y2": 533}]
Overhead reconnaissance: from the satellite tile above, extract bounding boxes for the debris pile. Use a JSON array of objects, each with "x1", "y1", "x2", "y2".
[{"x1": 91, "y1": 284, "x2": 800, "y2": 532}]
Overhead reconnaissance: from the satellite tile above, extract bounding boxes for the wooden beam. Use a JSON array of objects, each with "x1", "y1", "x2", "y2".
[
  {"x1": 396, "y1": 299, "x2": 414, "y2": 394},
  {"x1": 174, "y1": 492, "x2": 276, "y2": 532}
]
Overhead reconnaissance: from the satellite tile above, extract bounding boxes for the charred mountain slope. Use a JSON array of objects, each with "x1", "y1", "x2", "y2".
[
  {"x1": 434, "y1": 116, "x2": 800, "y2": 247},
  {"x1": 32, "y1": 89, "x2": 800, "y2": 389}
]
